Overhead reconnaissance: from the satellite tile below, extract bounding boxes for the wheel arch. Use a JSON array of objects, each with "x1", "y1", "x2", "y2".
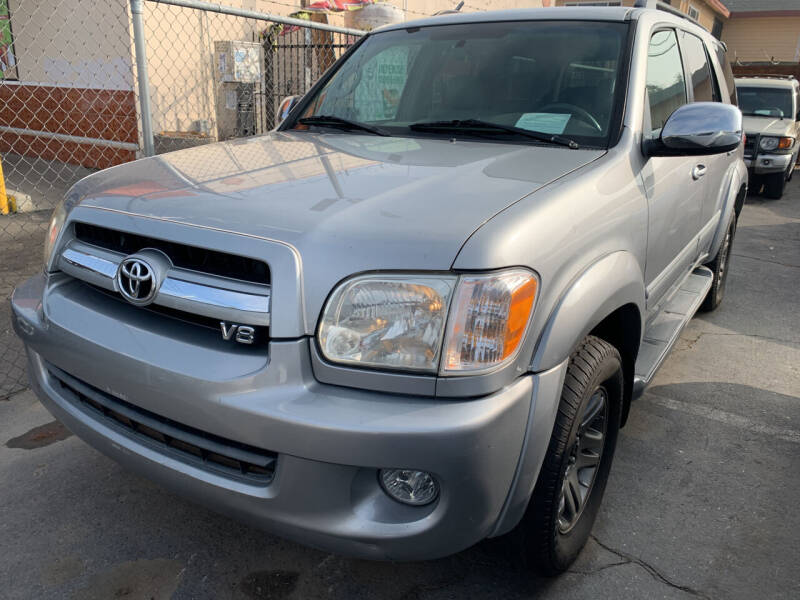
[
  {"x1": 491, "y1": 252, "x2": 645, "y2": 537},
  {"x1": 709, "y1": 162, "x2": 747, "y2": 259},
  {"x1": 530, "y1": 250, "x2": 645, "y2": 382},
  {"x1": 734, "y1": 181, "x2": 747, "y2": 218},
  {"x1": 587, "y1": 303, "x2": 641, "y2": 427}
]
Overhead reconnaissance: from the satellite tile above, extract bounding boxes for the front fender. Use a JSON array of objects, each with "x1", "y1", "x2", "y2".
[
  {"x1": 530, "y1": 251, "x2": 645, "y2": 372},
  {"x1": 708, "y1": 159, "x2": 747, "y2": 260}
]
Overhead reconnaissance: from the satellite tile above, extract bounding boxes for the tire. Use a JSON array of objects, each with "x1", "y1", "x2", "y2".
[
  {"x1": 700, "y1": 215, "x2": 736, "y2": 312},
  {"x1": 511, "y1": 336, "x2": 623, "y2": 576},
  {"x1": 764, "y1": 171, "x2": 787, "y2": 199}
]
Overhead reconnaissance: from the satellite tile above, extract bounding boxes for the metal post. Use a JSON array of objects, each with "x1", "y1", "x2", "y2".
[
  {"x1": 131, "y1": 0, "x2": 155, "y2": 157},
  {"x1": 0, "y1": 156, "x2": 10, "y2": 215}
]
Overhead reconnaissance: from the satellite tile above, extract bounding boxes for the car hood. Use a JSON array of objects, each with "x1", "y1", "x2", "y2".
[
  {"x1": 742, "y1": 115, "x2": 795, "y2": 137},
  {"x1": 73, "y1": 131, "x2": 603, "y2": 274}
]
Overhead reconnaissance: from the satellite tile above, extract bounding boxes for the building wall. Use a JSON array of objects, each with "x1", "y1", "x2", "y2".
[
  {"x1": 676, "y1": 0, "x2": 718, "y2": 33},
  {"x1": 142, "y1": 0, "x2": 269, "y2": 140},
  {"x1": 0, "y1": 0, "x2": 137, "y2": 168},
  {"x1": 723, "y1": 16, "x2": 800, "y2": 64},
  {"x1": 4, "y1": 0, "x2": 132, "y2": 89}
]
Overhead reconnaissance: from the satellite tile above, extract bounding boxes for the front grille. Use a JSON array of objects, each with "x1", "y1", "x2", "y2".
[
  {"x1": 74, "y1": 222, "x2": 269, "y2": 285},
  {"x1": 48, "y1": 363, "x2": 277, "y2": 484},
  {"x1": 86, "y1": 282, "x2": 269, "y2": 345},
  {"x1": 744, "y1": 134, "x2": 758, "y2": 159}
]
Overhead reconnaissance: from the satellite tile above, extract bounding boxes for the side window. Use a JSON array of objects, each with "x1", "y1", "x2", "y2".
[
  {"x1": 713, "y1": 42, "x2": 737, "y2": 106},
  {"x1": 681, "y1": 32, "x2": 718, "y2": 102},
  {"x1": 646, "y1": 30, "x2": 687, "y2": 134}
]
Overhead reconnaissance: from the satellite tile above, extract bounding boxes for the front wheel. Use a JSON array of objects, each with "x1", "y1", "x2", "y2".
[
  {"x1": 511, "y1": 336, "x2": 623, "y2": 575},
  {"x1": 700, "y1": 215, "x2": 736, "y2": 312}
]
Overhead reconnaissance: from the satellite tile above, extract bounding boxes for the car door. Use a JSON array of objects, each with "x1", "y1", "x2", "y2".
[
  {"x1": 641, "y1": 28, "x2": 705, "y2": 312},
  {"x1": 678, "y1": 30, "x2": 728, "y2": 256}
]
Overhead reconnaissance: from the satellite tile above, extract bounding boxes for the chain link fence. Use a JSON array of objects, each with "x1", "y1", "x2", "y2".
[
  {"x1": 1, "y1": 0, "x2": 364, "y2": 398},
  {"x1": 1, "y1": 0, "x2": 137, "y2": 399},
  {"x1": 143, "y1": 0, "x2": 361, "y2": 154}
]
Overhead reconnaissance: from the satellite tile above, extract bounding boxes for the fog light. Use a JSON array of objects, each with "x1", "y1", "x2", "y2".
[{"x1": 379, "y1": 469, "x2": 438, "y2": 506}]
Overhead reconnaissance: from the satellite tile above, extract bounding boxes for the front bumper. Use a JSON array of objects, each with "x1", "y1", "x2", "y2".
[
  {"x1": 11, "y1": 273, "x2": 565, "y2": 560},
  {"x1": 745, "y1": 152, "x2": 794, "y2": 175}
]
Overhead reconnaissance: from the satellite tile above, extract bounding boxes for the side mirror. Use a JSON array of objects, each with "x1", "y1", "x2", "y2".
[
  {"x1": 645, "y1": 102, "x2": 742, "y2": 157},
  {"x1": 277, "y1": 95, "x2": 302, "y2": 127}
]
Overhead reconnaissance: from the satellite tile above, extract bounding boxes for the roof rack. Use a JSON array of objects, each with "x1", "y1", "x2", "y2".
[
  {"x1": 633, "y1": 0, "x2": 700, "y2": 26},
  {"x1": 735, "y1": 74, "x2": 796, "y2": 81}
]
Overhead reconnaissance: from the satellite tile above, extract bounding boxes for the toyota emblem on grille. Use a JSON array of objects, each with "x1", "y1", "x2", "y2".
[{"x1": 117, "y1": 257, "x2": 157, "y2": 305}]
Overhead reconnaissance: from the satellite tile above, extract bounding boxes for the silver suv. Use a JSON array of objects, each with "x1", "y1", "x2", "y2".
[
  {"x1": 736, "y1": 75, "x2": 800, "y2": 199},
  {"x1": 12, "y1": 4, "x2": 746, "y2": 574}
]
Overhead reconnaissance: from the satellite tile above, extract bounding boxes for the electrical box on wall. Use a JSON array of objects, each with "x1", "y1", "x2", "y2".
[{"x1": 213, "y1": 41, "x2": 264, "y2": 140}]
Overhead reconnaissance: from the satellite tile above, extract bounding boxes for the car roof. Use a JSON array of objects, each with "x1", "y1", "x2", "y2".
[
  {"x1": 377, "y1": 7, "x2": 633, "y2": 33},
  {"x1": 735, "y1": 77, "x2": 798, "y2": 89},
  {"x1": 377, "y1": 6, "x2": 710, "y2": 37}
]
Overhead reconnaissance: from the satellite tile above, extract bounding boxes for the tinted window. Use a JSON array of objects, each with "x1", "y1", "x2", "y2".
[
  {"x1": 737, "y1": 87, "x2": 794, "y2": 119},
  {"x1": 713, "y1": 42, "x2": 737, "y2": 105},
  {"x1": 681, "y1": 32, "x2": 717, "y2": 102},
  {"x1": 646, "y1": 30, "x2": 687, "y2": 133},
  {"x1": 301, "y1": 21, "x2": 628, "y2": 146}
]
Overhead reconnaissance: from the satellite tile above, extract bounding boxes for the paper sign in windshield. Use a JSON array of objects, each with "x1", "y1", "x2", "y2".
[{"x1": 515, "y1": 113, "x2": 571, "y2": 135}]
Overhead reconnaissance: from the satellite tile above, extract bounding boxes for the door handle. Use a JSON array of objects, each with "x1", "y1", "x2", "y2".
[{"x1": 692, "y1": 164, "x2": 707, "y2": 180}]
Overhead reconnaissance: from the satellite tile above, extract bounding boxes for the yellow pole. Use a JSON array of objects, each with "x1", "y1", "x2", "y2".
[{"x1": 0, "y1": 155, "x2": 9, "y2": 215}]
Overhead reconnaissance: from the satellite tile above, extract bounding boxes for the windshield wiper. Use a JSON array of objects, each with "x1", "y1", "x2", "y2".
[
  {"x1": 409, "y1": 119, "x2": 579, "y2": 149},
  {"x1": 298, "y1": 115, "x2": 390, "y2": 136}
]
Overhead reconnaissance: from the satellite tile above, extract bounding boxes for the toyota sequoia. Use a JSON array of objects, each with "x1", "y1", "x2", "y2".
[{"x1": 12, "y1": 3, "x2": 747, "y2": 574}]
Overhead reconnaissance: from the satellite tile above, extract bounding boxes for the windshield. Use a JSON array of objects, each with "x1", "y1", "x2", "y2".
[
  {"x1": 293, "y1": 21, "x2": 628, "y2": 147},
  {"x1": 736, "y1": 86, "x2": 794, "y2": 119}
]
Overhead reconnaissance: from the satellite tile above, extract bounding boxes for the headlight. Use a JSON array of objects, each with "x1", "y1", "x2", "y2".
[
  {"x1": 317, "y1": 269, "x2": 538, "y2": 375},
  {"x1": 318, "y1": 274, "x2": 456, "y2": 372},
  {"x1": 759, "y1": 136, "x2": 794, "y2": 152},
  {"x1": 43, "y1": 200, "x2": 68, "y2": 270}
]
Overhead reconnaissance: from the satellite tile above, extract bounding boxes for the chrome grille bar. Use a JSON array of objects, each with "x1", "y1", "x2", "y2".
[{"x1": 59, "y1": 241, "x2": 271, "y2": 327}]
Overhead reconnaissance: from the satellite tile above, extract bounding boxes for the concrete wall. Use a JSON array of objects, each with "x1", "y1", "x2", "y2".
[{"x1": 723, "y1": 16, "x2": 800, "y2": 64}]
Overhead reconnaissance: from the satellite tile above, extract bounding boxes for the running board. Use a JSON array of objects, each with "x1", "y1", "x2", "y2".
[{"x1": 633, "y1": 266, "x2": 713, "y2": 398}]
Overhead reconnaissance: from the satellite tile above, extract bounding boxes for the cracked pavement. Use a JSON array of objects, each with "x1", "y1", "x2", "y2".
[{"x1": 1, "y1": 178, "x2": 798, "y2": 599}]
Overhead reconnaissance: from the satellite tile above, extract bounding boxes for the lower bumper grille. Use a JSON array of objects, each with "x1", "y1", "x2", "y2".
[{"x1": 47, "y1": 363, "x2": 277, "y2": 484}]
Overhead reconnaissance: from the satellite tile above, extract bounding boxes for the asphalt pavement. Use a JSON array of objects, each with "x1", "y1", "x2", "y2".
[{"x1": 1, "y1": 178, "x2": 798, "y2": 600}]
